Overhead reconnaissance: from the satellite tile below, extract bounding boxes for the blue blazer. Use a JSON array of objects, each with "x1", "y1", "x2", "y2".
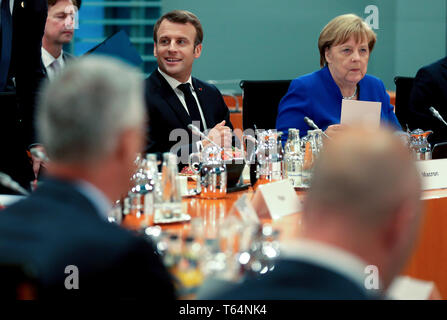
[
  {"x1": 210, "y1": 258, "x2": 377, "y2": 300},
  {"x1": 0, "y1": 177, "x2": 176, "y2": 299},
  {"x1": 276, "y1": 66, "x2": 402, "y2": 139}
]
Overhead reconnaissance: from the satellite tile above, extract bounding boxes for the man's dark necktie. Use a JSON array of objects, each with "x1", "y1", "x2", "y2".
[
  {"x1": 0, "y1": 0, "x2": 12, "y2": 91},
  {"x1": 177, "y1": 83, "x2": 204, "y2": 132}
]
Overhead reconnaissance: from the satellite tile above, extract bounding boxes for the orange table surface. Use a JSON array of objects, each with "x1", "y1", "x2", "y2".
[{"x1": 125, "y1": 185, "x2": 447, "y2": 299}]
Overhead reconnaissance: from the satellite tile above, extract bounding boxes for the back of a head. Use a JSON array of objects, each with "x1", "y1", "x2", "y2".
[
  {"x1": 37, "y1": 56, "x2": 145, "y2": 165},
  {"x1": 305, "y1": 126, "x2": 421, "y2": 230}
]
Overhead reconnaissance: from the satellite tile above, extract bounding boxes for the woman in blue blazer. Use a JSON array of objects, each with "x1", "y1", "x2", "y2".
[{"x1": 276, "y1": 14, "x2": 401, "y2": 139}]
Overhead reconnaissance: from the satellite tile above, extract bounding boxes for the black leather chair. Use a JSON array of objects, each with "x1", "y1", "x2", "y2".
[
  {"x1": 432, "y1": 142, "x2": 447, "y2": 159},
  {"x1": 394, "y1": 76, "x2": 415, "y2": 131},
  {"x1": 240, "y1": 80, "x2": 291, "y2": 131}
]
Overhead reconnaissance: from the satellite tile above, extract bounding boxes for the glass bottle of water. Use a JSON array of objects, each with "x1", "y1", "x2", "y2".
[
  {"x1": 301, "y1": 131, "x2": 315, "y2": 188},
  {"x1": 271, "y1": 131, "x2": 285, "y2": 180},
  {"x1": 145, "y1": 153, "x2": 162, "y2": 203},
  {"x1": 158, "y1": 153, "x2": 182, "y2": 219},
  {"x1": 284, "y1": 128, "x2": 303, "y2": 187}
]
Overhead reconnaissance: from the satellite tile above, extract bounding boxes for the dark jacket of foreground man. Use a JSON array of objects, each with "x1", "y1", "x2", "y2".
[{"x1": 0, "y1": 178, "x2": 176, "y2": 299}]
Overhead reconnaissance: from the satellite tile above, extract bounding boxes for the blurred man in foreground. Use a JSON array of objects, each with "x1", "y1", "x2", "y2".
[
  {"x1": 213, "y1": 127, "x2": 422, "y2": 299},
  {"x1": 0, "y1": 56, "x2": 175, "y2": 299}
]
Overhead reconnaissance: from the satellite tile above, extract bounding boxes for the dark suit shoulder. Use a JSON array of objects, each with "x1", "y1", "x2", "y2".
[
  {"x1": 417, "y1": 57, "x2": 447, "y2": 78},
  {"x1": 0, "y1": 179, "x2": 175, "y2": 299},
  {"x1": 211, "y1": 259, "x2": 371, "y2": 300},
  {"x1": 145, "y1": 69, "x2": 164, "y2": 92}
]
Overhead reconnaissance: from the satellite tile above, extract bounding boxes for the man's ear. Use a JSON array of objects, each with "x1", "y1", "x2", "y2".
[
  {"x1": 153, "y1": 42, "x2": 158, "y2": 57},
  {"x1": 193, "y1": 43, "x2": 202, "y2": 59}
]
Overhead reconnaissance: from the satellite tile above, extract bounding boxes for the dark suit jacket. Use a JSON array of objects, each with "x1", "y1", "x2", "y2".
[
  {"x1": 409, "y1": 57, "x2": 447, "y2": 146},
  {"x1": 210, "y1": 258, "x2": 375, "y2": 300},
  {"x1": 10, "y1": 0, "x2": 47, "y2": 146},
  {"x1": 144, "y1": 70, "x2": 233, "y2": 164},
  {"x1": 0, "y1": 0, "x2": 47, "y2": 190},
  {"x1": 0, "y1": 177, "x2": 176, "y2": 300}
]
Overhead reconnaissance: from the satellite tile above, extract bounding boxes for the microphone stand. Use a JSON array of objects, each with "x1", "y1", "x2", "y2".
[{"x1": 304, "y1": 117, "x2": 332, "y2": 140}]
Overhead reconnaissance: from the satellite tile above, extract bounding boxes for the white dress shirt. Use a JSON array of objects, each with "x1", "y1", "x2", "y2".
[
  {"x1": 158, "y1": 68, "x2": 208, "y2": 131},
  {"x1": 41, "y1": 47, "x2": 66, "y2": 81}
]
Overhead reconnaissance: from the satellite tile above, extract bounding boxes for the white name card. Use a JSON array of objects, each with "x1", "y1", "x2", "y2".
[
  {"x1": 416, "y1": 159, "x2": 447, "y2": 190},
  {"x1": 252, "y1": 179, "x2": 301, "y2": 220}
]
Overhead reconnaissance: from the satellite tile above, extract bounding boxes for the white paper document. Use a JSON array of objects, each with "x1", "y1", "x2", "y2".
[{"x1": 340, "y1": 100, "x2": 381, "y2": 128}]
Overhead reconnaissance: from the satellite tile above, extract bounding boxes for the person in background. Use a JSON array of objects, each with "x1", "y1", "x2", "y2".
[
  {"x1": 41, "y1": 0, "x2": 77, "y2": 81},
  {"x1": 144, "y1": 10, "x2": 233, "y2": 164},
  {"x1": 211, "y1": 127, "x2": 422, "y2": 299},
  {"x1": 0, "y1": 0, "x2": 47, "y2": 192},
  {"x1": 276, "y1": 14, "x2": 401, "y2": 140},
  {"x1": 0, "y1": 56, "x2": 176, "y2": 300},
  {"x1": 31, "y1": 0, "x2": 78, "y2": 177},
  {"x1": 408, "y1": 57, "x2": 447, "y2": 146}
]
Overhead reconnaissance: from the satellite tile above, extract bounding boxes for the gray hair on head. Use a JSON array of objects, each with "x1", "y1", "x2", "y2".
[
  {"x1": 37, "y1": 55, "x2": 145, "y2": 164},
  {"x1": 304, "y1": 126, "x2": 421, "y2": 229}
]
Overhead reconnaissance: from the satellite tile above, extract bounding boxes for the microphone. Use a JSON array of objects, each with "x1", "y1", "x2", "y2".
[
  {"x1": 429, "y1": 107, "x2": 447, "y2": 127},
  {"x1": 0, "y1": 172, "x2": 30, "y2": 196},
  {"x1": 303, "y1": 117, "x2": 332, "y2": 140},
  {"x1": 30, "y1": 148, "x2": 49, "y2": 162},
  {"x1": 187, "y1": 124, "x2": 234, "y2": 159}
]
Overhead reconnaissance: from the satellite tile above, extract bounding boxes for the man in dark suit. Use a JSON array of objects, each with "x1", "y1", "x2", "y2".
[
  {"x1": 32, "y1": 0, "x2": 77, "y2": 176},
  {"x1": 41, "y1": 0, "x2": 76, "y2": 80},
  {"x1": 0, "y1": 0, "x2": 47, "y2": 192},
  {"x1": 145, "y1": 10, "x2": 233, "y2": 164},
  {"x1": 209, "y1": 127, "x2": 422, "y2": 299},
  {"x1": 0, "y1": 56, "x2": 176, "y2": 300},
  {"x1": 408, "y1": 57, "x2": 447, "y2": 146}
]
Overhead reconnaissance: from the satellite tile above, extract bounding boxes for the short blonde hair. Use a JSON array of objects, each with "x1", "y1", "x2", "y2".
[{"x1": 318, "y1": 14, "x2": 377, "y2": 67}]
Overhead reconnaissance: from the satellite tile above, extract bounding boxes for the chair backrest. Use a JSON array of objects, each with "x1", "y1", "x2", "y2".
[
  {"x1": 240, "y1": 80, "x2": 291, "y2": 131},
  {"x1": 394, "y1": 76, "x2": 415, "y2": 130},
  {"x1": 432, "y1": 142, "x2": 447, "y2": 159}
]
